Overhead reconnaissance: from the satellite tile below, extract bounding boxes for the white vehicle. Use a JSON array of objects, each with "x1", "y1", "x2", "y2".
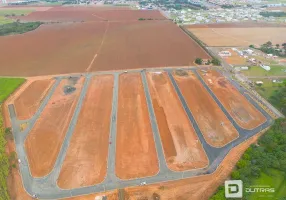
[
  {"x1": 124, "y1": 71, "x2": 128, "y2": 73},
  {"x1": 18, "y1": 159, "x2": 21, "y2": 164},
  {"x1": 140, "y1": 181, "x2": 147, "y2": 186}
]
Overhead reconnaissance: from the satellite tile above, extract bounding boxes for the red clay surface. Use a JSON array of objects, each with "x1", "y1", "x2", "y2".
[
  {"x1": 91, "y1": 20, "x2": 210, "y2": 72},
  {"x1": 14, "y1": 79, "x2": 54, "y2": 120},
  {"x1": 0, "y1": 22, "x2": 107, "y2": 76},
  {"x1": 57, "y1": 75, "x2": 114, "y2": 189},
  {"x1": 17, "y1": 7, "x2": 164, "y2": 22},
  {"x1": 116, "y1": 73, "x2": 159, "y2": 179},
  {"x1": 0, "y1": 20, "x2": 210, "y2": 76},
  {"x1": 173, "y1": 70, "x2": 239, "y2": 147},
  {"x1": 199, "y1": 70, "x2": 266, "y2": 130},
  {"x1": 25, "y1": 77, "x2": 84, "y2": 177},
  {"x1": 147, "y1": 71, "x2": 208, "y2": 171}
]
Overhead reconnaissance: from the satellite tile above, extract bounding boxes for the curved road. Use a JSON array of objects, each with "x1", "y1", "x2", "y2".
[{"x1": 8, "y1": 67, "x2": 273, "y2": 199}]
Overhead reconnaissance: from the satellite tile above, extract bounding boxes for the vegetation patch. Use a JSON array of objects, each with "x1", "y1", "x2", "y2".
[
  {"x1": 0, "y1": 78, "x2": 25, "y2": 200},
  {"x1": 211, "y1": 118, "x2": 286, "y2": 200},
  {"x1": 0, "y1": 22, "x2": 42, "y2": 36}
]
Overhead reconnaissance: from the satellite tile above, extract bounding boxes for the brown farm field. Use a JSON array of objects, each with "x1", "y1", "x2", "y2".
[
  {"x1": 16, "y1": 7, "x2": 164, "y2": 22},
  {"x1": 116, "y1": 73, "x2": 159, "y2": 179},
  {"x1": 57, "y1": 75, "x2": 114, "y2": 189},
  {"x1": 198, "y1": 70, "x2": 266, "y2": 129},
  {"x1": 173, "y1": 70, "x2": 239, "y2": 147},
  {"x1": 14, "y1": 79, "x2": 54, "y2": 120},
  {"x1": 0, "y1": 18, "x2": 210, "y2": 76},
  {"x1": 24, "y1": 77, "x2": 84, "y2": 177},
  {"x1": 187, "y1": 26, "x2": 286, "y2": 47},
  {"x1": 147, "y1": 71, "x2": 208, "y2": 171}
]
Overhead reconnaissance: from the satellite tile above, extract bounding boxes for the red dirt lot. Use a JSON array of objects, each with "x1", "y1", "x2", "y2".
[
  {"x1": 116, "y1": 73, "x2": 159, "y2": 179},
  {"x1": 14, "y1": 79, "x2": 54, "y2": 120},
  {"x1": 91, "y1": 20, "x2": 210, "y2": 72},
  {"x1": 0, "y1": 22, "x2": 107, "y2": 76},
  {"x1": 24, "y1": 77, "x2": 84, "y2": 177},
  {"x1": 147, "y1": 71, "x2": 208, "y2": 171},
  {"x1": 57, "y1": 75, "x2": 114, "y2": 189},
  {"x1": 199, "y1": 70, "x2": 266, "y2": 130},
  {"x1": 173, "y1": 70, "x2": 239, "y2": 147},
  {"x1": 17, "y1": 7, "x2": 164, "y2": 22}
]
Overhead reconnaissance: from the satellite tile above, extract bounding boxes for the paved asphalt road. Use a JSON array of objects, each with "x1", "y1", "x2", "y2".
[{"x1": 8, "y1": 67, "x2": 273, "y2": 199}]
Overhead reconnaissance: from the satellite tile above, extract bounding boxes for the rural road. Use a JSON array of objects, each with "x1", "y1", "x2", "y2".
[{"x1": 8, "y1": 67, "x2": 274, "y2": 199}]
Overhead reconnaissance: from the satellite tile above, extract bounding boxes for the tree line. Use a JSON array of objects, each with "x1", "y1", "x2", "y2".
[
  {"x1": 0, "y1": 22, "x2": 42, "y2": 36},
  {"x1": 211, "y1": 118, "x2": 286, "y2": 200}
]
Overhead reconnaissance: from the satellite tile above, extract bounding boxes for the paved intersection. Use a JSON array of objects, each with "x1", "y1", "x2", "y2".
[{"x1": 8, "y1": 67, "x2": 273, "y2": 199}]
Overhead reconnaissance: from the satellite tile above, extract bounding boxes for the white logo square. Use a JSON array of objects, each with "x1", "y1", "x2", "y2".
[{"x1": 225, "y1": 180, "x2": 243, "y2": 198}]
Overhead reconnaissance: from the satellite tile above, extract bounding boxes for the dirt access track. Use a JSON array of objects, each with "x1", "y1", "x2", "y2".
[
  {"x1": 116, "y1": 73, "x2": 159, "y2": 179},
  {"x1": 14, "y1": 79, "x2": 54, "y2": 120},
  {"x1": 147, "y1": 71, "x2": 208, "y2": 171},
  {"x1": 199, "y1": 70, "x2": 266, "y2": 130},
  {"x1": 173, "y1": 70, "x2": 239, "y2": 147},
  {"x1": 57, "y1": 75, "x2": 114, "y2": 189},
  {"x1": 25, "y1": 77, "x2": 84, "y2": 177},
  {"x1": 0, "y1": 13, "x2": 210, "y2": 76}
]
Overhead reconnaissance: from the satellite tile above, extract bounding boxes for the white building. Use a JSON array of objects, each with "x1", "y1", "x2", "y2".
[{"x1": 260, "y1": 64, "x2": 271, "y2": 71}]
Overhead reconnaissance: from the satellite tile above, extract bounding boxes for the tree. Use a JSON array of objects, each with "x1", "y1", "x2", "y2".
[
  {"x1": 276, "y1": 44, "x2": 280, "y2": 49},
  {"x1": 282, "y1": 43, "x2": 286, "y2": 51},
  {"x1": 212, "y1": 58, "x2": 221, "y2": 66},
  {"x1": 249, "y1": 44, "x2": 255, "y2": 48},
  {"x1": 265, "y1": 41, "x2": 272, "y2": 48},
  {"x1": 231, "y1": 170, "x2": 240, "y2": 179},
  {"x1": 195, "y1": 58, "x2": 203, "y2": 65}
]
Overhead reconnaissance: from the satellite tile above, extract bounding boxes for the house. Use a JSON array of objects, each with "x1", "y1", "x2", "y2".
[
  {"x1": 219, "y1": 51, "x2": 231, "y2": 57},
  {"x1": 260, "y1": 64, "x2": 271, "y2": 71},
  {"x1": 255, "y1": 81, "x2": 263, "y2": 85}
]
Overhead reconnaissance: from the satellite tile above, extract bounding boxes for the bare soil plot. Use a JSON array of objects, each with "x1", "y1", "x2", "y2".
[
  {"x1": 173, "y1": 70, "x2": 239, "y2": 147},
  {"x1": 123, "y1": 130, "x2": 265, "y2": 200},
  {"x1": 91, "y1": 20, "x2": 210, "y2": 72},
  {"x1": 17, "y1": 7, "x2": 164, "y2": 22},
  {"x1": 116, "y1": 73, "x2": 159, "y2": 179},
  {"x1": 57, "y1": 75, "x2": 113, "y2": 189},
  {"x1": 187, "y1": 27, "x2": 286, "y2": 47},
  {"x1": 223, "y1": 49, "x2": 247, "y2": 65},
  {"x1": 147, "y1": 71, "x2": 208, "y2": 171},
  {"x1": 186, "y1": 22, "x2": 286, "y2": 28},
  {"x1": 0, "y1": 22, "x2": 107, "y2": 76},
  {"x1": 14, "y1": 79, "x2": 54, "y2": 120},
  {"x1": 25, "y1": 77, "x2": 84, "y2": 177},
  {"x1": 0, "y1": 20, "x2": 209, "y2": 76},
  {"x1": 199, "y1": 70, "x2": 266, "y2": 129}
]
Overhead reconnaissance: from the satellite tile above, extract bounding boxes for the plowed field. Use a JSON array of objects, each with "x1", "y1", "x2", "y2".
[
  {"x1": 25, "y1": 77, "x2": 84, "y2": 177},
  {"x1": 57, "y1": 75, "x2": 113, "y2": 188},
  {"x1": 147, "y1": 71, "x2": 208, "y2": 171},
  {"x1": 173, "y1": 70, "x2": 238, "y2": 147},
  {"x1": 199, "y1": 70, "x2": 266, "y2": 129},
  {"x1": 116, "y1": 73, "x2": 159, "y2": 179},
  {"x1": 0, "y1": 20, "x2": 210, "y2": 76}
]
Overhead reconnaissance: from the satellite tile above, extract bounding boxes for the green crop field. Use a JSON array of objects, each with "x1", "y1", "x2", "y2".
[
  {"x1": 0, "y1": 77, "x2": 25, "y2": 200},
  {"x1": 0, "y1": 16, "x2": 13, "y2": 25},
  {"x1": 248, "y1": 169, "x2": 286, "y2": 200},
  {"x1": 0, "y1": 10, "x2": 33, "y2": 16},
  {"x1": 0, "y1": 78, "x2": 25, "y2": 103},
  {"x1": 242, "y1": 65, "x2": 286, "y2": 77},
  {"x1": 0, "y1": 9, "x2": 33, "y2": 25}
]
